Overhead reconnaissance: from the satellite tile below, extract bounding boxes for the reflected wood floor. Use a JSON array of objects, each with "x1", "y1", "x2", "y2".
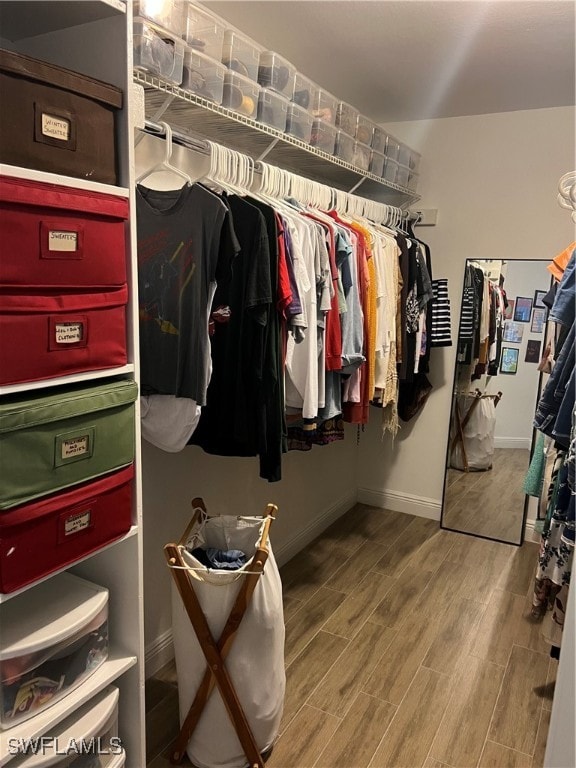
[
  {"x1": 146, "y1": 504, "x2": 555, "y2": 768},
  {"x1": 443, "y1": 448, "x2": 530, "y2": 542}
]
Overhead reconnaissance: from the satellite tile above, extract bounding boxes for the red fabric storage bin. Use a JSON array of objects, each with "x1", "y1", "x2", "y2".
[
  {"x1": 0, "y1": 465, "x2": 133, "y2": 593},
  {"x1": 0, "y1": 285, "x2": 128, "y2": 385},
  {"x1": 0, "y1": 175, "x2": 129, "y2": 289}
]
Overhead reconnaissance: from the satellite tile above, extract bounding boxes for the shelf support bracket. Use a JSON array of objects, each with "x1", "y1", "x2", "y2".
[
  {"x1": 256, "y1": 137, "x2": 280, "y2": 162},
  {"x1": 348, "y1": 176, "x2": 368, "y2": 195},
  {"x1": 151, "y1": 94, "x2": 175, "y2": 124}
]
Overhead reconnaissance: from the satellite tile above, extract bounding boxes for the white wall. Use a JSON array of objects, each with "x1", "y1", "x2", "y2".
[
  {"x1": 358, "y1": 106, "x2": 575, "y2": 517},
  {"x1": 493, "y1": 259, "x2": 549, "y2": 447}
]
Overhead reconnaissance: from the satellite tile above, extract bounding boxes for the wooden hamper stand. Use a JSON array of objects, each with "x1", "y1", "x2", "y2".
[{"x1": 164, "y1": 497, "x2": 279, "y2": 768}]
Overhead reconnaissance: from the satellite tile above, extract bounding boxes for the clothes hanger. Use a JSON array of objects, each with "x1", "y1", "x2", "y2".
[{"x1": 135, "y1": 121, "x2": 192, "y2": 186}]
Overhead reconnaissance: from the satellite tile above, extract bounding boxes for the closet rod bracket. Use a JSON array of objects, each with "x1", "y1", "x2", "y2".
[
  {"x1": 256, "y1": 137, "x2": 280, "y2": 163},
  {"x1": 348, "y1": 176, "x2": 367, "y2": 195}
]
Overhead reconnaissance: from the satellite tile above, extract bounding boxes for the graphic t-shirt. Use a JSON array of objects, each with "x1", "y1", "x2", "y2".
[{"x1": 136, "y1": 183, "x2": 237, "y2": 404}]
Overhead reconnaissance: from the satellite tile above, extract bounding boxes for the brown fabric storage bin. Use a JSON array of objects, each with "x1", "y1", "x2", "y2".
[{"x1": 0, "y1": 50, "x2": 122, "y2": 185}]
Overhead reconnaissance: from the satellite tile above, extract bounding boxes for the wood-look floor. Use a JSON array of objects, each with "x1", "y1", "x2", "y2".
[
  {"x1": 442, "y1": 448, "x2": 530, "y2": 543},
  {"x1": 146, "y1": 504, "x2": 555, "y2": 768}
]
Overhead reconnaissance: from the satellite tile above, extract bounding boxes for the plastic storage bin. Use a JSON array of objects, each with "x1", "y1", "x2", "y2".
[
  {"x1": 408, "y1": 148, "x2": 421, "y2": 172},
  {"x1": 0, "y1": 50, "x2": 122, "y2": 186},
  {"x1": 310, "y1": 119, "x2": 336, "y2": 154},
  {"x1": 0, "y1": 465, "x2": 134, "y2": 594},
  {"x1": 285, "y1": 103, "x2": 313, "y2": 143},
  {"x1": 355, "y1": 116, "x2": 374, "y2": 147},
  {"x1": 372, "y1": 126, "x2": 386, "y2": 154},
  {"x1": 133, "y1": 17, "x2": 185, "y2": 86},
  {"x1": 221, "y1": 29, "x2": 261, "y2": 83},
  {"x1": 0, "y1": 175, "x2": 128, "y2": 289},
  {"x1": 291, "y1": 72, "x2": 318, "y2": 112},
  {"x1": 334, "y1": 130, "x2": 354, "y2": 164},
  {"x1": 258, "y1": 51, "x2": 295, "y2": 98},
  {"x1": 14, "y1": 686, "x2": 120, "y2": 767},
  {"x1": 257, "y1": 88, "x2": 288, "y2": 131},
  {"x1": 335, "y1": 101, "x2": 359, "y2": 136},
  {"x1": 369, "y1": 150, "x2": 385, "y2": 177},
  {"x1": 385, "y1": 135, "x2": 400, "y2": 161},
  {"x1": 396, "y1": 164, "x2": 410, "y2": 188},
  {"x1": 407, "y1": 170, "x2": 420, "y2": 192},
  {"x1": 222, "y1": 71, "x2": 260, "y2": 117},
  {"x1": 383, "y1": 157, "x2": 399, "y2": 183},
  {"x1": 182, "y1": 48, "x2": 225, "y2": 103},
  {"x1": 183, "y1": 3, "x2": 225, "y2": 60},
  {"x1": 134, "y1": 0, "x2": 183, "y2": 36},
  {"x1": 0, "y1": 379, "x2": 137, "y2": 510},
  {"x1": 309, "y1": 86, "x2": 338, "y2": 125},
  {"x1": 398, "y1": 142, "x2": 411, "y2": 167},
  {"x1": 0, "y1": 573, "x2": 108, "y2": 728},
  {"x1": 352, "y1": 141, "x2": 371, "y2": 172}
]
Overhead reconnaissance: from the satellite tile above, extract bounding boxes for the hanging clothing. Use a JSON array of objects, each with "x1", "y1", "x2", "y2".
[{"x1": 430, "y1": 279, "x2": 453, "y2": 347}]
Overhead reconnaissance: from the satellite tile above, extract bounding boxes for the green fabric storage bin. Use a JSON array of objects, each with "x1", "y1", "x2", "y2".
[{"x1": 0, "y1": 379, "x2": 137, "y2": 510}]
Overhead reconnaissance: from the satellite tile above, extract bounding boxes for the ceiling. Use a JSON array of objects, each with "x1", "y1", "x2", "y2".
[{"x1": 205, "y1": 1, "x2": 576, "y2": 123}]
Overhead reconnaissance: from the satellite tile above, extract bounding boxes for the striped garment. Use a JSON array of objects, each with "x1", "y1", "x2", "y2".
[{"x1": 430, "y1": 278, "x2": 453, "y2": 347}]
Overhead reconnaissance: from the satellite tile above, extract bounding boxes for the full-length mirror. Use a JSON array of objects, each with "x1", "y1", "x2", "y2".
[{"x1": 442, "y1": 259, "x2": 550, "y2": 544}]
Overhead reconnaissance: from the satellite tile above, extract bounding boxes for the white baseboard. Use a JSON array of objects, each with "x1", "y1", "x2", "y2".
[
  {"x1": 357, "y1": 487, "x2": 442, "y2": 521},
  {"x1": 144, "y1": 489, "x2": 358, "y2": 678},
  {"x1": 524, "y1": 517, "x2": 541, "y2": 543},
  {"x1": 145, "y1": 628, "x2": 174, "y2": 679},
  {"x1": 494, "y1": 437, "x2": 532, "y2": 450}
]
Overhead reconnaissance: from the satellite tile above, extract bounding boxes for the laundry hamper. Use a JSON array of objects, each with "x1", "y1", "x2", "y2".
[
  {"x1": 166, "y1": 499, "x2": 285, "y2": 768},
  {"x1": 450, "y1": 391, "x2": 501, "y2": 471}
]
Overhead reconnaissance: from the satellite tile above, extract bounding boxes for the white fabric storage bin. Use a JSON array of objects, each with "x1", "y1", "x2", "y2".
[
  {"x1": 451, "y1": 395, "x2": 497, "y2": 471},
  {"x1": 257, "y1": 88, "x2": 288, "y2": 131},
  {"x1": 12, "y1": 686, "x2": 119, "y2": 767},
  {"x1": 133, "y1": 17, "x2": 185, "y2": 85},
  {"x1": 0, "y1": 573, "x2": 108, "y2": 729},
  {"x1": 182, "y1": 48, "x2": 226, "y2": 104},
  {"x1": 171, "y1": 515, "x2": 285, "y2": 768},
  {"x1": 222, "y1": 71, "x2": 260, "y2": 117}
]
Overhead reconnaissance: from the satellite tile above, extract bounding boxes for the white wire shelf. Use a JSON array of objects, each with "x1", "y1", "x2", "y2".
[{"x1": 134, "y1": 71, "x2": 421, "y2": 208}]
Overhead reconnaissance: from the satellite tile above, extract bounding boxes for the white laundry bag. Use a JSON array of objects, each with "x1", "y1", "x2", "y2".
[
  {"x1": 171, "y1": 514, "x2": 285, "y2": 768},
  {"x1": 451, "y1": 395, "x2": 497, "y2": 471}
]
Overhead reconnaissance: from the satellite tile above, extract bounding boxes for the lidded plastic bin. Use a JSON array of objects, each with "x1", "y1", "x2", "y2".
[
  {"x1": 291, "y1": 72, "x2": 319, "y2": 112},
  {"x1": 221, "y1": 29, "x2": 261, "y2": 83},
  {"x1": 14, "y1": 686, "x2": 120, "y2": 767},
  {"x1": 182, "y1": 48, "x2": 226, "y2": 103},
  {"x1": 309, "y1": 87, "x2": 338, "y2": 125},
  {"x1": 134, "y1": 0, "x2": 184, "y2": 36},
  {"x1": 257, "y1": 88, "x2": 288, "y2": 131},
  {"x1": 408, "y1": 148, "x2": 421, "y2": 172},
  {"x1": 369, "y1": 150, "x2": 385, "y2": 177},
  {"x1": 385, "y1": 134, "x2": 400, "y2": 161},
  {"x1": 335, "y1": 101, "x2": 359, "y2": 136},
  {"x1": 407, "y1": 169, "x2": 420, "y2": 192},
  {"x1": 222, "y1": 71, "x2": 260, "y2": 117},
  {"x1": 398, "y1": 142, "x2": 411, "y2": 167},
  {"x1": 0, "y1": 573, "x2": 109, "y2": 728},
  {"x1": 355, "y1": 116, "x2": 374, "y2": 147},
  {"x1": 183, "y1": 3, "x2": 226, "y2": 60},
  {"x1": 396, "y1": 164, "x2": 410, "y2": 188},
  {"x1": 258, "y1": 51, "x2": 295, "y2": 98},
  {"x1": 285, "y1": 103, "x2": 313, "y2": 143},
  {"x1": 383, "y1": 156, "x2": 399, "y2": 183},
  {"x1": 133, "y1": 17, "x2": 185, "y2": 85},
  {"x1": 372, "y1": 126, "x2": 386, "y2": 154},
  {"x1": 310, "y1": 119, "x2": 337, "y2": 154},
  {"x1": 334, "y1": 130, "x2": 354, "y2": 164},
  {"x1": 352, "y1": 141, "x2": 371, "y2": 172}
]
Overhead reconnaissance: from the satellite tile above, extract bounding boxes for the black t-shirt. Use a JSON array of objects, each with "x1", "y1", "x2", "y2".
[{"x1": 136, "y1": 183, "x2": 236, "y2": 404}]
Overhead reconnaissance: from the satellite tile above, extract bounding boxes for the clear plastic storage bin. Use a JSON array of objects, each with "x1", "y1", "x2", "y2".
[
  {"x1": 385, "y1": 135, "x2": 400, "y2": 162},
  {"x1": 258, "y1": 51, "x2": 295, "y2": 98},
  {"x1": 222, "y1": 70, "x2": 260, "y2": 117},
  {"x1": 221, "y1": 29, "x2": 261, "y2": 83},
  {"x1": 133, "y1": 17, "x2": 185, "y2": 85},
  {"x1": 352, "y1": 141, "x2": 371, "y2": 172},
  {"x1": 398, "y1": 142, "x2": 411, "y2": 167},
  {"x1": 0, "y1": 572, "x2": 109, "y2": 728},
  {"x1": 285, "y1": 103, "x2": 314, "y2": 143},
  {"x1": 309, "y1": 87, "x2": 338, "y2": 125},
  {"x1": 369, "y1": 150, "x2": 385, "y2": 177},
  {"x1": 182, "y1": 48, "x2": 225, "y2": 103},
  {"x1": 15, "y1": 686, "x2": 119, "y2": 767},
  {"x1": 335, "y1": 101, "x2": 359, "y2": 136},
  {"x1": 310, "y1": 119, "x2": 337, "y2": 154},
  {"x1": 383, "y1": 157, "x2": 399, "y2": 183},
  {"x1": 372, "y1": 126, "x2": 386, "y2": 154},
  {"x1": 407, "y1": 170, "x2": 420, "y2": 192},
  {"x1": 257, "y1": 87, "x2": 289, "y2": 131},
  {"x1": 134, "y1": 0, "x2": 183, "y2": 37},
  {"x1": 183, "y1": 3, "x2": 226, "y2": 60},
  {"x1": 408, "y1": 149, "x2": 421, "y2": 173},
  {"x1": 396, "y1": 164, "x2": 410, "y2": 188},
  {"x1": 355, "y1": 116, "x2": 374, "y2": 147},
  {"x1": 334, "y1": 130, "x2": 354, "y2": 164},
  {"x1": 291, "y1": 72, "x2": 319, "y2": 112}
]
